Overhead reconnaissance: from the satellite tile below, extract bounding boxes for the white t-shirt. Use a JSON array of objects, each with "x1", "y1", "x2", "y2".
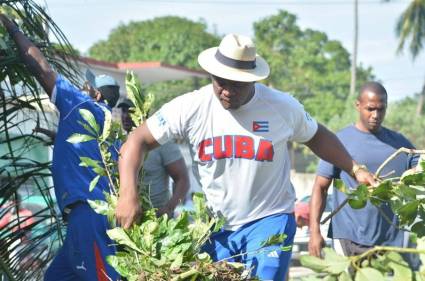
[{"x1": 147, "y1": 83, "x2": 318, "y2": 229}]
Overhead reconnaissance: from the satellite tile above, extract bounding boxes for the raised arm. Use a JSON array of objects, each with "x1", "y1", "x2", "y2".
[
  {"x1": 308, "y1": 175, "x2": 332, "y2": 257},
  {"x1": 305, "y1": 124, "x2": 375, "y2": 186},
  {"x1": 0, "y1": 14, "x2": 56, "y2": 95},
  {"x1": 116, "y1": 122, "x2": 159, "y2": 229}
]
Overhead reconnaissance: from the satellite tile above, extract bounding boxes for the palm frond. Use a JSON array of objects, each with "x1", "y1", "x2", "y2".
[{"x1": 395, "y1": 0, "x2": 425, "y2": 59}]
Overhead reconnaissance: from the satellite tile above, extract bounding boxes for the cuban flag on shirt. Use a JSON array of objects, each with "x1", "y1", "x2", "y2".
[{"x1": 253, "y1": 121, "x2": 269, "y2": 132}]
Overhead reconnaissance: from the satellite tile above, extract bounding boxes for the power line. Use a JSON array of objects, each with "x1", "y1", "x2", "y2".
[
  {"x1": 49, "y1": 0, "x2": 410, "y2": 7},
  {"x1": 131, "y1": 0, "x2": 409, "y2": 5}
]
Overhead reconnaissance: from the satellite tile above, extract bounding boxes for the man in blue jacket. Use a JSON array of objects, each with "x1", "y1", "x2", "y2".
[{"x1": 1, "y1": 15, "x2": 120, "y2": 281}]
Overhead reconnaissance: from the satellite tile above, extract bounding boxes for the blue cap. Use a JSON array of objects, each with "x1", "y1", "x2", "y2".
[{"x1": 85, "y1": 69, "x2": 118, "y2": 89}]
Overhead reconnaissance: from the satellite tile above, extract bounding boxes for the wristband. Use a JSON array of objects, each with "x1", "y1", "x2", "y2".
[{"x1": 350, "y1": 163, "x2": 368, "y2": 178}]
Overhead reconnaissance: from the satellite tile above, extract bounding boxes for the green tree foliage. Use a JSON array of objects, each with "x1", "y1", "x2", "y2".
[
  {"x1": 88, "y1": 16, "x2": 218, "y2": 108},
  {"x1": 253, "y1": 10, "x2": 374, "y2": 124},
  {"x1": 395, "y1": 0, "x2": 425, "y2": 59},
  {"x1": 395, "y1": 0, "x2": 425, "y2": 116},
  {"x1": 385, "y1": 95, "x2": 425, "y2": 148},
  {"x1": 88, "y1": 16, "x2": 219, "y2": 70}
]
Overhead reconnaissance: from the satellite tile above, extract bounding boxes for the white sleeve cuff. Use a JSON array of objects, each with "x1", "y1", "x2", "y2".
[
  {"x1": 146, "y1": 116, "x2": 169, "y2": 145},
  {"x1": 50, "y1": 85, "x2": 57, "y2": 104}
]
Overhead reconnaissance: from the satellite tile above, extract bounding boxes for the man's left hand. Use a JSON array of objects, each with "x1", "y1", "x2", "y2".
[{"x1": 157, "y1": 204, "x2": 173, "y2": 217}]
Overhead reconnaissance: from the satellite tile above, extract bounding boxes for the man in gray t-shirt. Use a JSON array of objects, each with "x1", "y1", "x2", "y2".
[
  {"x1": 309, "y1": 82, "x2": 418, "y2": 265},
  {"x1": 118, "y1": 99, "x2": 189, "y2": 216}
]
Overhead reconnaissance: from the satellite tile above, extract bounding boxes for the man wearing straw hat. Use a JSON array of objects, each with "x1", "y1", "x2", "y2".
[{"x1": 117, "y1": 33, "x2": 375, "y2": 280}]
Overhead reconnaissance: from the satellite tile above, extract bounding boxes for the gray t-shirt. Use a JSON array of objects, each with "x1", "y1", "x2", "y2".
[
  {"x1": 142, "y1": 142, "x2": 183, "y2": 208},
  {"x1": 317, "y1": 125, "x2": 417, "y2": 247}
]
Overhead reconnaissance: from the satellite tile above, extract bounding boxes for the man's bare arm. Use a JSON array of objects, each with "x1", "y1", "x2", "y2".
[
  {"x1": 117, "y1": 122, "x2": 159, "y2": 229},
  {"x1": 0, "y1": 14, "x2": 56, "y2": 95},
  {"x1": 308, "y1": 175, "x2": 332, "y2": 257}
]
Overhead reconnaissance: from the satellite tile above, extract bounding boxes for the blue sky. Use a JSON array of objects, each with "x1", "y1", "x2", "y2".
[{"x1": 40, "y1": 0, "x2": 424, "y2": 101}]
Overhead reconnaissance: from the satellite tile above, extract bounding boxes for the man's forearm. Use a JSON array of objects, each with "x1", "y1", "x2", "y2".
[
  {"x1": 119, "y1": 138, "x2": 144, "y2": 198},
  {"x1": 167, "y1": 179, "x2": 189, "y2": 211},
  {"x1": 309, "y1": 182, "x2": 328, "y2": 234},
  {"x1": 306, "y1": 124, "x2": 354, "y2": 174},
  {"x1": 1, "y1": 15, "x2": 56, "y2": 94}
]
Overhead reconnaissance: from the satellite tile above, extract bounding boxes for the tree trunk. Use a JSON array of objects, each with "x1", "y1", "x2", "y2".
[
  {"x1": 349, "y1": 0, "x2": 358, "y2": 98},
  {"x1": 415, "y1": 80, "x2": 425, "y2": 116}
]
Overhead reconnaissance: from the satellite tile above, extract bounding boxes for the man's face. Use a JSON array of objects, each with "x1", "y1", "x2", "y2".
[
  {"x1": 356, "y1": 91, "x2": 387, "y2": 133},
  {"x1": 99, "y1": 86, "x2": 120, "y2": 108},
  {"x1": 121, "y1": 106, "x2": 135, "y2": 133},
  {"x1": 211, "y1": 75, "x2": 255, "y2": 110}
]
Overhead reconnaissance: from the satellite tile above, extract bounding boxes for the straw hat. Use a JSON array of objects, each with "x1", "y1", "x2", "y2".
[{"x1": 198, "y1": 34, "x2": 270, "y2": 82}]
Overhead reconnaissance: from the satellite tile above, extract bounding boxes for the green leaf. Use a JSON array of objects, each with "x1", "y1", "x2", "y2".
[
  {"x1": 145, "y1": 221, "x2": 159, "y2": 234},
  {"x1": 66, "y1": 133, "x2": 95, "y2": 143},
  {"x1": 197, "y1": 252, "x2": 211, "y2": 263},
  {"x1": 338, "y1": 271, "x2": 352, "y2": 281},
  {"x1": 100, "y1": 106, "x2": 112, "y2": 142},
  {"x1": 411, "y1": 221, "x2": 425, "y2": 237},
  {"x1": 226, "y1": 262, "x2": 245, "y2": 271},
  {"x1": 280, "y1": 245, "x2": 293, "y2": 251},
  {"x1": 334, "y1": 179, "x2": 349, "y2": 193},
  {"x1": 260, "y1": 233, "x2": 287, "y2": 248},
  {"x1": 414, "y1": 271, "x2": 425, "y2": 281},
  {"x1": 87, "y1": 199, "x2": 110, "y2": 216},
  {"x1": 402, "y1": 172, "x2": 425, "y2": 186},
  {"x1": 349, "y1": 184, "x2": 369, "y2": 209},
  {"x1": 77, "y1": 121, "x2": 96, "y2": 135},
  {"x1": 388, "y1": 261, "x2": 412, "y2": 281},
  {"x1": 79, "y1": 157, "x2": 106, "y2": 176},
  {"x1": 89, "y1": 175, "x2": 101, "y2": 192},
  {"x1": 174, "y1": 211, "x2": 190, "y2": 230},
  {"x1": 397, "y1": 201, "x2": 419, "y2": 225},
  {"x1": 370, "y1": 257, "x2": 389, "y2": 273},
  {"x1": 106, "y1": 255, "x2": 131, "y2": 277},
  {"x1": 300, "y1": 255, "x2": 328, "y2": 272},
  {"x1": 348, "y1": 198, "x2": 367, "y2": 209},
  {"x1": 79, "y1": 157, "x2": 101, "y2": 168},
  {"x1": 371, "y1": 180, "x2": 392, "y2": 201},
  {"x1": 79, "y1": 108, "x2": 100, "y2": 135},
  {"x1": 300, "y1": 276, "x2": 323, "y2": 281},
  {"x1": 193, "y1": 192, "x2": 206, "y2": 215},
  {"x1": 107, "y1": 228, "x2": 143, "y2": 253},
  {"x1": 211, "y1": 217, "x2": 225, "y2": 232},
  {"x1": 170, "y1": 254, "x2": 183, "y2": 270},
  {"x1": 322, "y1": 248, "x2": 350, "y2": 274},
  {"x1": 397, "y1": 184, "x2": 417, "y2": 200},
  {"x1": 385, "y1": 251, "x2": 407, "y2": 264},
  {"x1": 354, "y1": 267, "x2": 385, "y2": 281}
]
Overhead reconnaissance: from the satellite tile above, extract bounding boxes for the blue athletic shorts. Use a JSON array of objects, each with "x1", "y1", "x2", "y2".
[
  {"x1": 201, "y1": 212, "x2": 296, "y2": 281},
  {"x1": 44, "y1": 203, "x2": 119, "y2": 281}
]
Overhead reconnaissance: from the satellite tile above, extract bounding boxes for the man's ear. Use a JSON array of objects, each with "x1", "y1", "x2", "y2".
[
  {"x1": 94, "y1": 90, "x2": 102, "y2": 102},
  {"x1": 355, "y1": 99, "x2": 360, "y2": 111}
]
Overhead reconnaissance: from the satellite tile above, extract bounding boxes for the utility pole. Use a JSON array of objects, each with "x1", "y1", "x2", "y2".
[{"x1": 349, "y1": 0, "x2": 358, "y2": 98}]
